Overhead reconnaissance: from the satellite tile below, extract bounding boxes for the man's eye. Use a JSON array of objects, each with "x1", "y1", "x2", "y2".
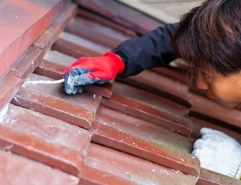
[{"x1": 202, "y1": 72, "x2": 209, "y2": 78}]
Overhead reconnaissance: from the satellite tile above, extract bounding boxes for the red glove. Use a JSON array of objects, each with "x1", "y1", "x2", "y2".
[{"x1": 63, "y1": 52, "x2": 124, "y2": 94}]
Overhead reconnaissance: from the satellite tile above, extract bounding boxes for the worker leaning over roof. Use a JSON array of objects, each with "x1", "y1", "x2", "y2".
[{"x1": 63, "y1": 0, "x2": 241, "y2": 180}]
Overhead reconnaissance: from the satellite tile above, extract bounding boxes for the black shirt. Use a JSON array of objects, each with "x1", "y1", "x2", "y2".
[{"x1": 112, "y1": 23, "x2": 178, "y2": 78}]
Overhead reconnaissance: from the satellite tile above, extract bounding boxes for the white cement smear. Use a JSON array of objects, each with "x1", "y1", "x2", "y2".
[
  {"x1": 0, "y1": 103, "x2": 9, "y2": 123},
  {"x1": 24, "y1": 79, "x2": 64, "y2": 85}
]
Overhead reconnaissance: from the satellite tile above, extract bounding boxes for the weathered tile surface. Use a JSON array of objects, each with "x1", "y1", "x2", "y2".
[
  {"x1": 51, "y1": 3, "x2": 78, "y2": 33},
  {"x1": 197, "y1": 169, "x2": 241, "y2": 185},
  {"x1": 190, "y1": 117, "x2": 241, "y2": 143},
  {"x1": 35, "y1": 50, "x2": 77, "y2": 80},
  {"x1": 118, "y1": 70, "x2": 192, "y2": 107},
  {"x1": 77, "y1": 8, "x2": 137, "y2": 37},
  {"x1": 52, "y1": 32, "x2": 111, "y2": 58},
  {"x1": 102, "y1": 92, "x2": 193, "y2": 136},
  {"x1": 34, "y1": 2, "x2": 78, "y2": 54},
  {"x1": 82, "y1": 143, "x2": 197, "y2": 185},
  {"x1": 0, "y1": 150, "x2": 80, "y2": 185},
  {"x1": 0, "y1": 103, "x2": 92, "y2": 175},
  {"x1": 1, "y1": 0, "x2": 241, "y2": 184},
  {"x1": 91, "y1": 106, "x2": 199, "y2": 177},
  {"x1": 80, "y1": 166, "x2": 138, "y2": 185},
  {"x1": 0, "y1": 73, "x2": 21, "y2": 111},
  {"x1": 76, "y1": 0, "x2": 164, "y2": 34},
  {"x1": 114, "y1": 81, "x2": 189, "y2": 116},
  {"x1": 11, "y1": 45, "x2": 43, "y2": 80},
  {"x1": 0, "y1": 0, "x2": 69, "y2": 79},
  {"x1": 151, "y1": 66, "x2": 187, "y2": 84},
  {"x1": 65, "y1": 17, "x2": 130, "y2": 49},
  {"x1": 190, "y1": 93, "x2": 241, "y2": 131},
  {"x1": 12, "y1": 74, "x2": 100, "y2": 129}
]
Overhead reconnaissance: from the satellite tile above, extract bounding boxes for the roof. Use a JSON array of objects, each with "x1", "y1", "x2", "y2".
[{"x1": 0, "y1": 0, "x2": 241, "y2": 184}]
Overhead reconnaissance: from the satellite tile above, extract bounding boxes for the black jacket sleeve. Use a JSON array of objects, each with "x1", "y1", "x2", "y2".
[{"x1": 112, "y1": 23, "x2": 178, "y2": 78}]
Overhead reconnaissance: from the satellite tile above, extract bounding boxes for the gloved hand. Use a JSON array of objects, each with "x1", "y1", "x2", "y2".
[
  {"x1": 192, "y1": 128, "x2": 241, "y2": 179},
  {"x1": 63, "y1": 52, "x2": 124, "y2": 94}
]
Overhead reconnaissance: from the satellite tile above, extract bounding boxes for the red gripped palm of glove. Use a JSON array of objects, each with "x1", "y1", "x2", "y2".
[{"x1": 63, "y1": 52, "x2": 125, "y2": 94}]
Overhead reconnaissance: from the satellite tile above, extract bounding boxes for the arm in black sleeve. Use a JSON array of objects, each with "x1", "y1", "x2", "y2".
[{"x1": 112, "y1": 23, "x2": 179, "y2": 78}]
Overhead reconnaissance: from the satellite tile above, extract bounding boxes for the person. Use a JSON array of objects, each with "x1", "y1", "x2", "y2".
[{"x1": 63, "y1": 0, "x2": 241, "y2": 180}]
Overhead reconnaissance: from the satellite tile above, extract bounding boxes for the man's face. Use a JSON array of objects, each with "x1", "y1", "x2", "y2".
[{"x1": 195, "y1": 66, "x2": 241, "y2": 108}]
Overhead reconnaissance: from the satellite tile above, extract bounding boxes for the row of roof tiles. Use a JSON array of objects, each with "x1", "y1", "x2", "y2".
[{"x1": 0, "y1": 0, "x2": 241, "y2": 184}]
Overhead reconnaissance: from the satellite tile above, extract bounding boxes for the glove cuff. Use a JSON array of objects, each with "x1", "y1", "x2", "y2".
[
  {"x1": 104, "y1": 52, "x2": 125, "y2": 73},
  {"x1": 235, "y1": 161, "x2": 241, "y2": 180},
  {"x1": 234, "y1": 146, "x2": 241, "y2": 179}
]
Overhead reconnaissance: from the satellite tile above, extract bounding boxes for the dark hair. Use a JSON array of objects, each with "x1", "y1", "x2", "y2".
[{"x1": 173, "y1": 0, "x2": 241, "y2": 82}]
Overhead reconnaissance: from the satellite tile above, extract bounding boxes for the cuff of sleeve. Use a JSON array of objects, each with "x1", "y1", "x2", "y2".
[
  {"x1": 104, "y1": 52, "x2": 125, "y2": 73},
  {"x1": 111, "y1": 50, "x2": 129, "y2": 77}
]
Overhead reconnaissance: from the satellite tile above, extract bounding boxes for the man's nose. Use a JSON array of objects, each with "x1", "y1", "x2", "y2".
[{"x1": 195, "y1": 78, "x2": 209, "y2": 90}]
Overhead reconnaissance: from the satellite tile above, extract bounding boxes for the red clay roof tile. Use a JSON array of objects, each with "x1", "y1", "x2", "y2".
[
  {"x1": 114, "y1": 81, "x2": 189, "y2": 116},
  {"x1": 190, "y1": 116, "x2": 241, "y2": 143},
  {"x1": 0, "y1": 150, "x2": 79, "y2": 185},
  {"x1": 11, "y1": 45, "x2": 44, "y2": 80},
  {"x1": 91, "y1": 106, "x2": 199, "y2": 176},
  {"x1": 77, "y1": 8, "x2": 137, "y2": 37},
  {"x1": 118, "y1": 70, "x2": 192, "y2": 108},
  {"x1": 0, "y1": 0, "x2": 69, "y2": 79},
  {"x1": 0, "y1": 104, "x2": 91, "y2": 175},
  {"x1": 197, "y1": 169, "x2": 241, "y2": 185},
  {"x1": 76, "y1": 0, "x2": 164, "y2": 34},
  {"x1": 35, "y1": 50, "x2": 77, "y2": 80},
  {"x1": 190, "y1": 93, "x2": 241, "y2": 131},
  {"x1": 65, "y1": 17, "x2": 130, "y2": 49},
  {"x1": 52, "y1": 31, "x2": 111, "y2": 58},
  {"x1": 33, "y1": 3, "x2": 77, "y2": 54},
  {"x1": 150, "y1": 67, "x2": 187, "y2": 84},
  {"x1": 83, "y1": 143, "x2": 197, "y2": 185},
  {"x1": 0, "y1": 73, "x2": 21, "y2": 111},
  {"x1": 101, "y1": 92, "x2": 193, "y2": 136},
  {"x1": 1, "y1": 0, "x2": 241, "y2": 184},
  {"x1": 12, "y1": 74, "x2": 100, "y2": 129}
]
